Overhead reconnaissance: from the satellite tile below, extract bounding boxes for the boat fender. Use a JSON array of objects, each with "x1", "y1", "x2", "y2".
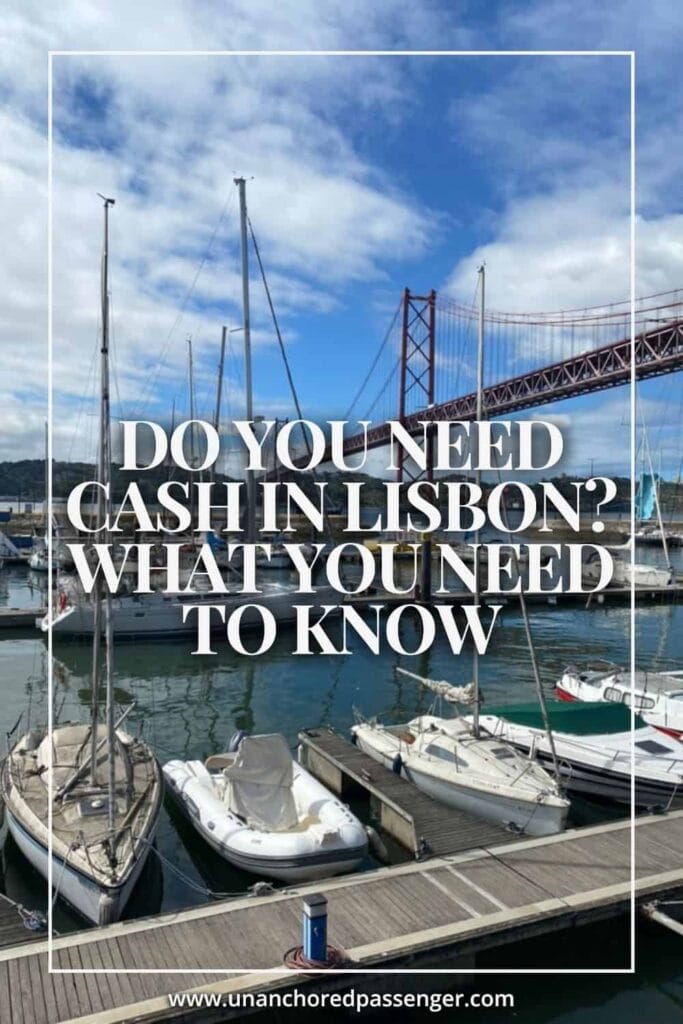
[
  {"x1": 365, "y1": 825, "x2": 389, "y2": 863},
  {"x1": 99, "y1": 893, "x2": 117, "y2": 926},
  {"x1": 228, "y1": 730, "x2": 247, "y2": 752},
  {"x1": 391, "y1": 752, "x2": 402, "y2": 775}
]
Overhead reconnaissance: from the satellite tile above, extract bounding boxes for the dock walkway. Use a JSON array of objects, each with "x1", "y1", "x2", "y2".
[
  {"x1": 1, "y1": 810, "x2": 682, "y2": 1023},
  {"x1": 298, "y1": 727, "x2": 516, "y2": 856},
  {"x1": 0, "y1": 895, "x2": 45, "y2": 952},
  {"x1": 0, "y1": 608, "x2": 43, "y2": 630}
]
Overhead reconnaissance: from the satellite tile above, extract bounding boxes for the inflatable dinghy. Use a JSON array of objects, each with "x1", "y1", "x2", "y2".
[{"x1": 163, "y1": 733, "x2": 368, "y2": 882}]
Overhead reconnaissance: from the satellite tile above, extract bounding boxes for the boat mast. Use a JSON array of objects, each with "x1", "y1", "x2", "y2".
[
  {"x1": 187, "y1": 335, "x2": 196, "y2": 466},
  {"x1": 472, "y1": 264, "x2": 485, "y2": 738},
  {"x1": 235, "y1": 177, "x2": 256, "y2": 544},
  {"x1": 95, "y1": 193, "x2": 117, "y2": 835},
  {"x1": 211, "y1": 325, "x2": 227, "y2": 485},
  {"x1": 43, "y1": 420, "x2": 48, "y2": 530}
]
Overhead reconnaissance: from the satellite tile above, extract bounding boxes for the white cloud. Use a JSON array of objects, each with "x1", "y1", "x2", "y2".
[
  {"x1": 0, "y1": 6, "x2": 453, "y2": 461},
  {"x1": 1, "y1": 0, "x2": 682, "y2": 474}
]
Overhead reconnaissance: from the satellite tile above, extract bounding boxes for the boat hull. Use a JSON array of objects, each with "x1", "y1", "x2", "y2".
[
  {"x1": 44, "y1": 588, "x2": 336, "y2": 638},
  {"x1": 517, "y1": 745, "x2": 678, "y2": 806},
  {"x1": 164, "y1": 756, "x2": 367, "y2": 883},
  {"x1": 174, "y1": 806, "x2": 367, "y2": 882},
  {"x1": 6, "y1": 808, "x2": 153, "y2": 925},
  {"x1": 479, "y1": 713, "x2": 683, "y2": 808},
  {"x1": 353, "y1": 731, "x2": 567, "y2": 838}
]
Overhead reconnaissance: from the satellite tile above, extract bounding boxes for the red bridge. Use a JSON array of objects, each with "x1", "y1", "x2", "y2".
[{"x1": 316, "y1": 288, "x2": 683, "y2": 473}]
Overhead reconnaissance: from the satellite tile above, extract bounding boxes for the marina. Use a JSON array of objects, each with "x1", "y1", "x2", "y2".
[{"x1": 0, "y1": 94, "x2": 682, "y2": 1024}]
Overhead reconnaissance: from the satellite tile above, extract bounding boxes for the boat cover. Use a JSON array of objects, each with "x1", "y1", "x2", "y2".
[
  {"x1": 224, "y1": 734, "x2": 298, "y2": 831},
  {"x1": 486, "y1": 700, "x2": 646, "y2": 734}
]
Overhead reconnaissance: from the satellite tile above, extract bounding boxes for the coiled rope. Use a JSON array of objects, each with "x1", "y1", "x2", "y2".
[{"x1": 283, "y1": 944, "x2": 349, "y2": 970}]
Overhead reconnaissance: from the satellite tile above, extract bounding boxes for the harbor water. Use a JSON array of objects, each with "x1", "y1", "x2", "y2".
[{"x1": 1, "y1": 547, "x2": 682, "y2": 1017}]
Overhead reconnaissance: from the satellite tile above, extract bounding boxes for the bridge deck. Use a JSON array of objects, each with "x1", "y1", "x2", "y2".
[{"x1": 0, "y1": 811, "x2": 681, "y2": 1023}]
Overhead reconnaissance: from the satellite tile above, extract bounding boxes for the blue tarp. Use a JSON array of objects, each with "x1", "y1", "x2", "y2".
[{"x1": 635, "y1": 472, "x2": 658, "y2": 521}]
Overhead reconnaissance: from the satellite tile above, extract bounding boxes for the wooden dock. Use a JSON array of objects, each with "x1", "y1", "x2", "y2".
[
  {"x1": 298, "y1": 727, "x2": 517, "y2": 856},
  {"x1": 0, "y1": 608, "x2": 43, "y2": 630},
  {"x1": 0, "y1": 810, "x2": 682, "y2": 1023},
  {"x1": 347, "y1": 583, "x2": 682, "y2": 610},
  {"x1": 0, "y1": 895, "x2": 46, "y2": 952}
]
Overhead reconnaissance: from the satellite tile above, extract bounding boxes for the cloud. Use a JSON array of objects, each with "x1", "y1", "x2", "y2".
[
  {"x1": 0, "y1": 8, "x2": 453, "y2": 461},
  {"x1": 1, "y1": 0, "x2": 682, "y2": 479}
]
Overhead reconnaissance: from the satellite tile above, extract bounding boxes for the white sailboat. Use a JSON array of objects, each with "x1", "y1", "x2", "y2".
[
  {"x1": 43, "y1": 578, "x2": 310, "y2": 637},
  {"x1": 164, "y1": 733, "x2": 367, "y2": 881},
  {"x1": 352, "y1": 267, "x2": 570, "y2": 838},
  {"x1": 557, "y1": 662, "x2": 683, "y2": 740},
  {"x1": 582, "y1": 545, "x2": 673, "y2": 589},
  {"x1": 585, "y1": 431, "x2": 675, "y2": 589},
  {"x1": 1, "y1": 196, "x2": 163, "y2": 925},
  {"x1": 352, "y1": 709, "x2": 569, "y2": 837}
]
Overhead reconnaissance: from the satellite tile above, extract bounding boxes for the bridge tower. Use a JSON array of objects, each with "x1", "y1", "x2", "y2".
[{"x1": 396, "y1": 288, "x2": 437, "y2": 484}]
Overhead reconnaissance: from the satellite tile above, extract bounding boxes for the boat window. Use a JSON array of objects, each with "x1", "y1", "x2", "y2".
[
  {"x1": 603, "y1": 687, "x2": 624, "y2": 704},
  {"x1": 491, "y1": 747, "x2": 516, "y2": 760},
  {"x1": 426, "y1": 742, "x2": 469, "y2": 769},
  {"x1": 668, "y1": 692, "x2": 683, "y2": 703},
  {"x1": 634, "y1": 739, "x2": 671, "y2": 754},
  {"x1": 622, "y1": 693, "x2": 656, "y2": 711}
]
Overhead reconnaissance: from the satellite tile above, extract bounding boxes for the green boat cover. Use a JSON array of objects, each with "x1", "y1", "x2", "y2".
[{"x1": 485, "y1": 699, "x2": 646, "y2": 735}]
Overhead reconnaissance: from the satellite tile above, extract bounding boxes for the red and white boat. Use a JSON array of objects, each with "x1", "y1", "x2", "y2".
[{"x1": 557, "y1": 662, "x2": 683, "y2": 740}]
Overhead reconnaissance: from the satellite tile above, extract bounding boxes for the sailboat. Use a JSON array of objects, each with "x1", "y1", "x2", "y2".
[
  {"x1": 582, "y1": 540, "x2": 673, "y2": 589},
  {"x1": 1, "y1": 196, "x2": 163, "y2": 925},
  {"x1": 352, "y1": 672, "x2": 569, "y2": 836},
  {"x1": 352, "y1": 267, "x2": 570, "y2": 838},
  {"x1": 586, "y1": 427, "x2": 676, "y2": 589},
  {"x1": 44, "y1": 177, "x2": 334, "y2": 638}
]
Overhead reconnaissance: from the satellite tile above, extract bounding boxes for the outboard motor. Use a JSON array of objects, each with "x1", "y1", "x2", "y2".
[{"x1": 228, "y1": 730, "x2": 247, "y2": 753}]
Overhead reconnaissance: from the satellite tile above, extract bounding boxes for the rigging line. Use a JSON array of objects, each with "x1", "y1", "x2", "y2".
[
  {"x1": 135, "y1": 187, "x2": 236, "y2": 419},
  {"x1": 493, "y1": 468, "x2": 563, "y2": 790},
  {"x1": 247, "y1": 215, "x2": 306, "y2": 427},
  {"x1": 343, "y1": 295, "x2": 402, "y2": 421},
  {"x1": 66, "y1": 334, "x2": 99, "y2": 463},
  {"x1": 248, "y1": 215, "x2": 337, "y2": 545}
]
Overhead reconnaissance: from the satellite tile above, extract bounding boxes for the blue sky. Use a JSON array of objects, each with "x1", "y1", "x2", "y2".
[{"x1": 2, "y1": 2, "x2": 682, "y2": 478}]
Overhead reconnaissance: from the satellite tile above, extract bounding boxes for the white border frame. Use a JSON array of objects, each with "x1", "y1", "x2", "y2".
[{"x1": 46, "y1": 48, "x2": 637, "y2": 978}]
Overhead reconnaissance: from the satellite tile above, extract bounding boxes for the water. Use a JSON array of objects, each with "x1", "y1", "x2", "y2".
[{"x1": 0, "y1": 549, "x2": 682, "y2": 1011}]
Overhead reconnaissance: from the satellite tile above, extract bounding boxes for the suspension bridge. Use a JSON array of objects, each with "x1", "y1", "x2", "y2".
[{"x1": 316, "y1": 288, "x2": 683, "y2": 477}]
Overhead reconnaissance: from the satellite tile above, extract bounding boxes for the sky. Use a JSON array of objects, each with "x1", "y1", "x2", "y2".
[{"x1": 2, "y1": 1, "x2": 683, "y2": 481}]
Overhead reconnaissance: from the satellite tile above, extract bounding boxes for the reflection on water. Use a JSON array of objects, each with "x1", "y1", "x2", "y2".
[{"x1": 0, "y1": 555, "x2": 681, "y2": 936}]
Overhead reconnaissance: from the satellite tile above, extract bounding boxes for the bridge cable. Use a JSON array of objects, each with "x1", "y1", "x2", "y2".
[{"x1": 343, "y1": 296, "x2": 402, "y2": 421}]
